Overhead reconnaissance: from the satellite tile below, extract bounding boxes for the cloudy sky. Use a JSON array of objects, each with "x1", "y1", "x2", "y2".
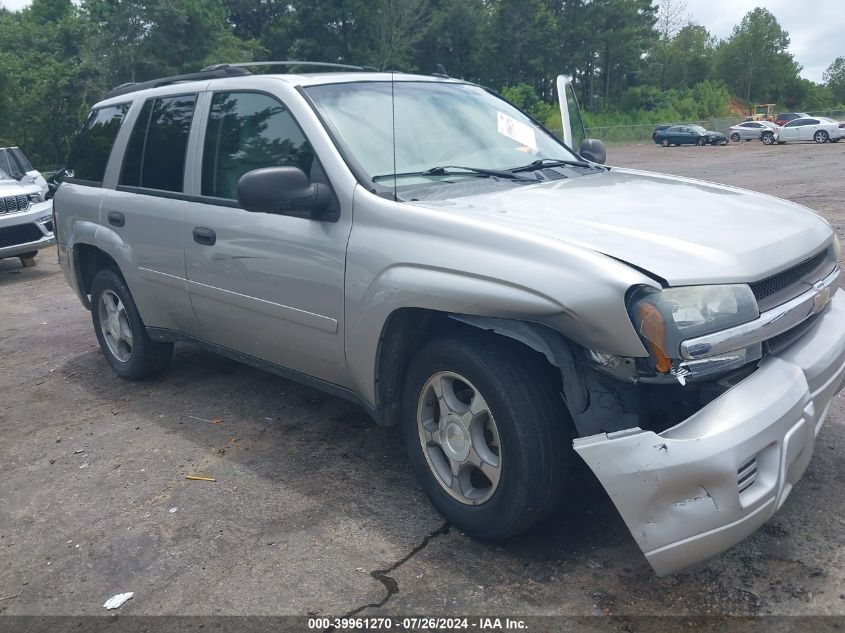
[{"x1": 1, "y1": 0, "x2": 842, "y2": 82}]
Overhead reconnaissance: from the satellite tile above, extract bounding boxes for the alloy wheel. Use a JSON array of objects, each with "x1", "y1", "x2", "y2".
[
  {"x1": 98, "y1": 289, "x2": 133, "y2": 363},
  {"x1": 416, "y1": 371, "x2": 502, "y2": 506}
]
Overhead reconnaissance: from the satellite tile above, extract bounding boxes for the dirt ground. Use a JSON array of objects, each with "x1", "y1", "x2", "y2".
[{"x1": 1, "y1": 140, "x2": 843, "y2": 624}]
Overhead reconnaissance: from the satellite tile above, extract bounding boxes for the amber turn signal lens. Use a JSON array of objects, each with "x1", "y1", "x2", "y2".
[{"x1": 638, "y1": 302, "x2": 672, "y2": 373}]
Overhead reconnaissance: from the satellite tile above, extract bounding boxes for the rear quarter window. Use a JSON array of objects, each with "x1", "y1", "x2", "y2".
[{"x1": 66, "y1": 104, "x2": 131, "y2": 185}]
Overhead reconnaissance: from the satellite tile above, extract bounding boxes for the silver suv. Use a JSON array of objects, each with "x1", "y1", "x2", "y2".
[
  {"x1": 55, "y1": 64, "x2": 845, "y2": 576},
  {"x1": 0, "y1": 147, "x2": 54, "y2": 262}
]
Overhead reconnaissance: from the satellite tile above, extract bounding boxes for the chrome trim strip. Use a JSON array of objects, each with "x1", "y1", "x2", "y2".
[{"x1": 681, "y1": 266, "x2": 840, "y2": 360}]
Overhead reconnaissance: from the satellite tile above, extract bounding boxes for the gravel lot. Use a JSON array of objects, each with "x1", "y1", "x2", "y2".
[{"x1": 1, "y1": 140, "x2": 843, "y2": 624}]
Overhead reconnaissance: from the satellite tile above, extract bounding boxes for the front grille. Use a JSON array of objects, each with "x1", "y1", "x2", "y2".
[
  {"x1": 0, "y1": 195, "x2": 30, "y2": 214},
  {"x1": 737, "y1": 457, "x2": 758, "y2": 495},
  {"x1": 749, "y1": 249, "x2": 832, "y2": 310},
  {"x1": 0, "y1": 223, "x2": 43, "y2": 248},
  {"x1": 766, "y1": 312, "x2": 822, "y2": 354}
]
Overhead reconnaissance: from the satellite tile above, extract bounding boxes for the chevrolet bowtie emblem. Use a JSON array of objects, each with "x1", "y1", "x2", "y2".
[{"x1": 812, "y1": 284, "x2": 831, "y2": 314}]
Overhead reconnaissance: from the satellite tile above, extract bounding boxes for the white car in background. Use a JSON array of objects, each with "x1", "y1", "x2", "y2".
[
  {"x1": 728, "y1": 120, "x2": 779, "y2": 142},
  {"x1": 0, "y1": 147, "x2": 55, "y2": 262},
  {"x1": 774, "y1": 117, "x2": 844, "y2": 144}
]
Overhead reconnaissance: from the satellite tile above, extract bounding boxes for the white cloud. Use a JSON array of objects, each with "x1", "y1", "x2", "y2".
[
  {"x1": 686, "y1": 0, "x2": 843, "y2": 82},
  {"x1": 1, "y1": 0, "x2": 32, "y2": 10}
]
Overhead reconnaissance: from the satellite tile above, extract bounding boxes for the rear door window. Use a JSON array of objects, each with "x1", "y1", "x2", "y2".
[
  {"x1": 66, "y1": 104, "x2": 130, "y2": 185},
  {"x1": 120, "y1": 94, "x2": 197, "y2": 192}
]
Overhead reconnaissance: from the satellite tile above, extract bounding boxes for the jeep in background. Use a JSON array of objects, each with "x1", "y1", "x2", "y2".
[
  {"x1": 0, "y1": 147, "x2": 55, "y2": 262},
  {"x1": 55, "y1": 63, "x2": 845, "y2": 576}
]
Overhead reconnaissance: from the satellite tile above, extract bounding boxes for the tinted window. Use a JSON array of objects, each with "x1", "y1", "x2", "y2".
[
  {"x1": 3, "y1": 149, "x2": 24, "y2": 178},
  {"x1": 11, "y1": 148, "x2": 34, "y2": 172},
  {"x1": 784, "y1": 120, "x2": 800, "y2": 127},
  {"x1": 0, "y1": 150, "x2": 11, "y2": 179},
  {"x1": 66, "y1": 104, "x2": 130, "y2": 184},
  {"x1": 201, "y1": 92, "x2": 314, "y2": 200},
  {"x1": 120, "y1": 94, "x2": 197, "y2": 192},
  {"x1": 806, "y1": 119, "x2": 820, "y2": 125}
]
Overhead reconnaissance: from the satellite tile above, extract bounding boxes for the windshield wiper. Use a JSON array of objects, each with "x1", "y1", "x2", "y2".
[
  {"x1": 372, "y1": 165, "x2": 532, "y2": 182},
  {"x1": 509, "y1": 158, "x2": 595, "y2": 172}
]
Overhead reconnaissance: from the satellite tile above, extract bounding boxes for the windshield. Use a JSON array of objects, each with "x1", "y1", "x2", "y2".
[
  {"x1": 0, "y1": 166, "x2": 11, "y2": 180},
  {"x1": 690, "y1": 125, "x2": 706, "y2": 133},
  {"x1": 305, "y1": 81, "x2": 578, "y2": 184}
]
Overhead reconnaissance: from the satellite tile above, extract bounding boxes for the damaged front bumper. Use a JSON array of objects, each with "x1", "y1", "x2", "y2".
[{"x1": 574, "y1": 288, "x2": 845, "y2": 576}]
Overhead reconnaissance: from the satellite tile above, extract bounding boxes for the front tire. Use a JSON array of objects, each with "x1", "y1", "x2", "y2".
[
  {"x1": 401, "y1": 330, "x2": 571, "y2": 540},
  {"x1": 730, "y1": 133, "x2": 741, "y2": 142},
  {"x1": 90, "y1": 268, "x2": 173, "y2": 380},
  {"x1": 762, "y1": 132, "x2": 775, "y2": 145}
]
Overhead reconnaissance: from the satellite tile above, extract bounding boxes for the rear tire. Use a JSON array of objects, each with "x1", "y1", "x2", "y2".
[
  {"x1": 761, "y1": 132, "x2": 775, "y2": 145},
  {"x1": 661, "y1": 139, "x2": 669, "y2": 147},
  {"x1": 90, "y1": 268, "x2": 173, "y2": 380},
  {"x1": 401, "y1": 330, "x2": 571, "y2": 540},
  {"x1": 814, "y1": 130, "x2": 829, "y2": 144}
]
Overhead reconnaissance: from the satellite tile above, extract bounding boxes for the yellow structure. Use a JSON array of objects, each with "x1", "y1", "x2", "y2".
[{"x1": 751, "y1": 104, "x2": 776, "y2": 121}]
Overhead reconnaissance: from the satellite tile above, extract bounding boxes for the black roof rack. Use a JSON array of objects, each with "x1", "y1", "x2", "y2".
[
  {"x1": 201, "y1": 60, "x2": 380, "y2": 73},
  {"x1": 103, "y1": 66, "x2": 250, "y2": 100},
  {"x1": 103, "y1": 60, "x2": 381, "y2": 101}
]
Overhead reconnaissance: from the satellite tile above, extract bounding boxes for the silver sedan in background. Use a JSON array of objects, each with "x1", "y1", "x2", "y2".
[{"x1": 728, "y1": 120, "x2": 779, "y2": 142}]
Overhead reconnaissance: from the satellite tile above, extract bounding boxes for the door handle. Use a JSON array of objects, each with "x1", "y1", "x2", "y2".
[
  {"x1": 107, "y1": 211, "x2": 125, "y2": 227},
  {"x1": 193, "y1": 227, "x2": 216, "y2": 246}
]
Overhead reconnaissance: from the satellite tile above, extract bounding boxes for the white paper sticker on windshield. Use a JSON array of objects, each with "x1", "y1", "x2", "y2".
[{"x1": 497, "y1": 111, "x2": 537, "y2": 151}]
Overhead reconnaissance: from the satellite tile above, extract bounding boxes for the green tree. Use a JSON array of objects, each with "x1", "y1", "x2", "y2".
[
  {"x1": 823, "y1": 57, "x2": 845, "y2": 105},
  {"x1": 715, "y1": 8, "x2": 799, "y2": 103}
]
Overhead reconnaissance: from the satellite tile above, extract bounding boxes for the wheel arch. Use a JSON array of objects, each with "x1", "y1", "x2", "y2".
[
  {"x1": 373, "y1": 309, "x2": 588, "y2": 427},
  {"x1": 75, "y1": 243, "x2": 126, "y2": 299}
]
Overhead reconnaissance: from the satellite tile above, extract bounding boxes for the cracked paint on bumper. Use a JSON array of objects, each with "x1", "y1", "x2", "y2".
[{"x1": 574, "y1": 289, "x2": 845, "y2": 576}]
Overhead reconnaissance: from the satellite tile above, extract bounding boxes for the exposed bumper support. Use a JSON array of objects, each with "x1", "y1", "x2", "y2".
[{"x1": 575, "y1": 289, "x2": 845, "y2": 576}]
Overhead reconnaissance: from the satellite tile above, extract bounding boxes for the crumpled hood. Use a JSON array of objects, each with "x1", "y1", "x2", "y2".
[
  {"x1": 412, "y1": 168, "x2": 833, "y2": 286},
  {"x1": 0, "y1": 179, "x2": 40, "y2": 197}
]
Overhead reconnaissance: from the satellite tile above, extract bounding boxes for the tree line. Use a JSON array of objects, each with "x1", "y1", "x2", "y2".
[{"x1": 1, "y1": 0, "x2": 844, "y2": 165}]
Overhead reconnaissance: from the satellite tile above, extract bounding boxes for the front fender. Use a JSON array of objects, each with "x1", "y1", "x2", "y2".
[{"x1": 344, "y1": 187, "x2": 656, "y2": 406}]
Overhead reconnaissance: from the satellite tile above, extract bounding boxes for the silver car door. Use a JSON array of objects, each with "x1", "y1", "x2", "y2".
[
  {"x1": 800, "y1": 120, "x2": 819, "y2": 141},
  {"x1": 183, "y1": 89, "x2": 353, "y2": 386},
  {"x1": 779, "y1": 121, "x2": 800, "y2": 141},
  {"x1": 99, "y1": 93, "x2": 204, "y2": 337}
]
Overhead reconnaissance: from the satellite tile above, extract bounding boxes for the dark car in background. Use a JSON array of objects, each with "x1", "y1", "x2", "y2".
[
  {"x1": 654, "y1": 124, "x2": 727, "y2": 147},
  {"x1": 774, "y1": 112, "x2": 811, "y2": 126}
]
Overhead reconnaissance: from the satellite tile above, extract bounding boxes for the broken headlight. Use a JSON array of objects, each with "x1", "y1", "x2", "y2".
[{"x1": 629, "y1": 284, "x2": 760, "y2": 377}]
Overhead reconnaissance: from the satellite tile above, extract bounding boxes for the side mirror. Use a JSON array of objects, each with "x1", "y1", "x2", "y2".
[
  {"x1": 236, "y1": 166, "x2": 337, "y2": 221},
  {"x1": 579, "y1": 138, "x2": 606, "y2": 165}
]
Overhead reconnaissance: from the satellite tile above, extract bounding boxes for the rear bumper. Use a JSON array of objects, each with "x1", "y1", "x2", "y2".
[
  {"x1": 574, "y1": 289, "x2": 845, "y2": 576},
  {"x1": 0, "y1": 201, "x2": 55, "y2": 259}
]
